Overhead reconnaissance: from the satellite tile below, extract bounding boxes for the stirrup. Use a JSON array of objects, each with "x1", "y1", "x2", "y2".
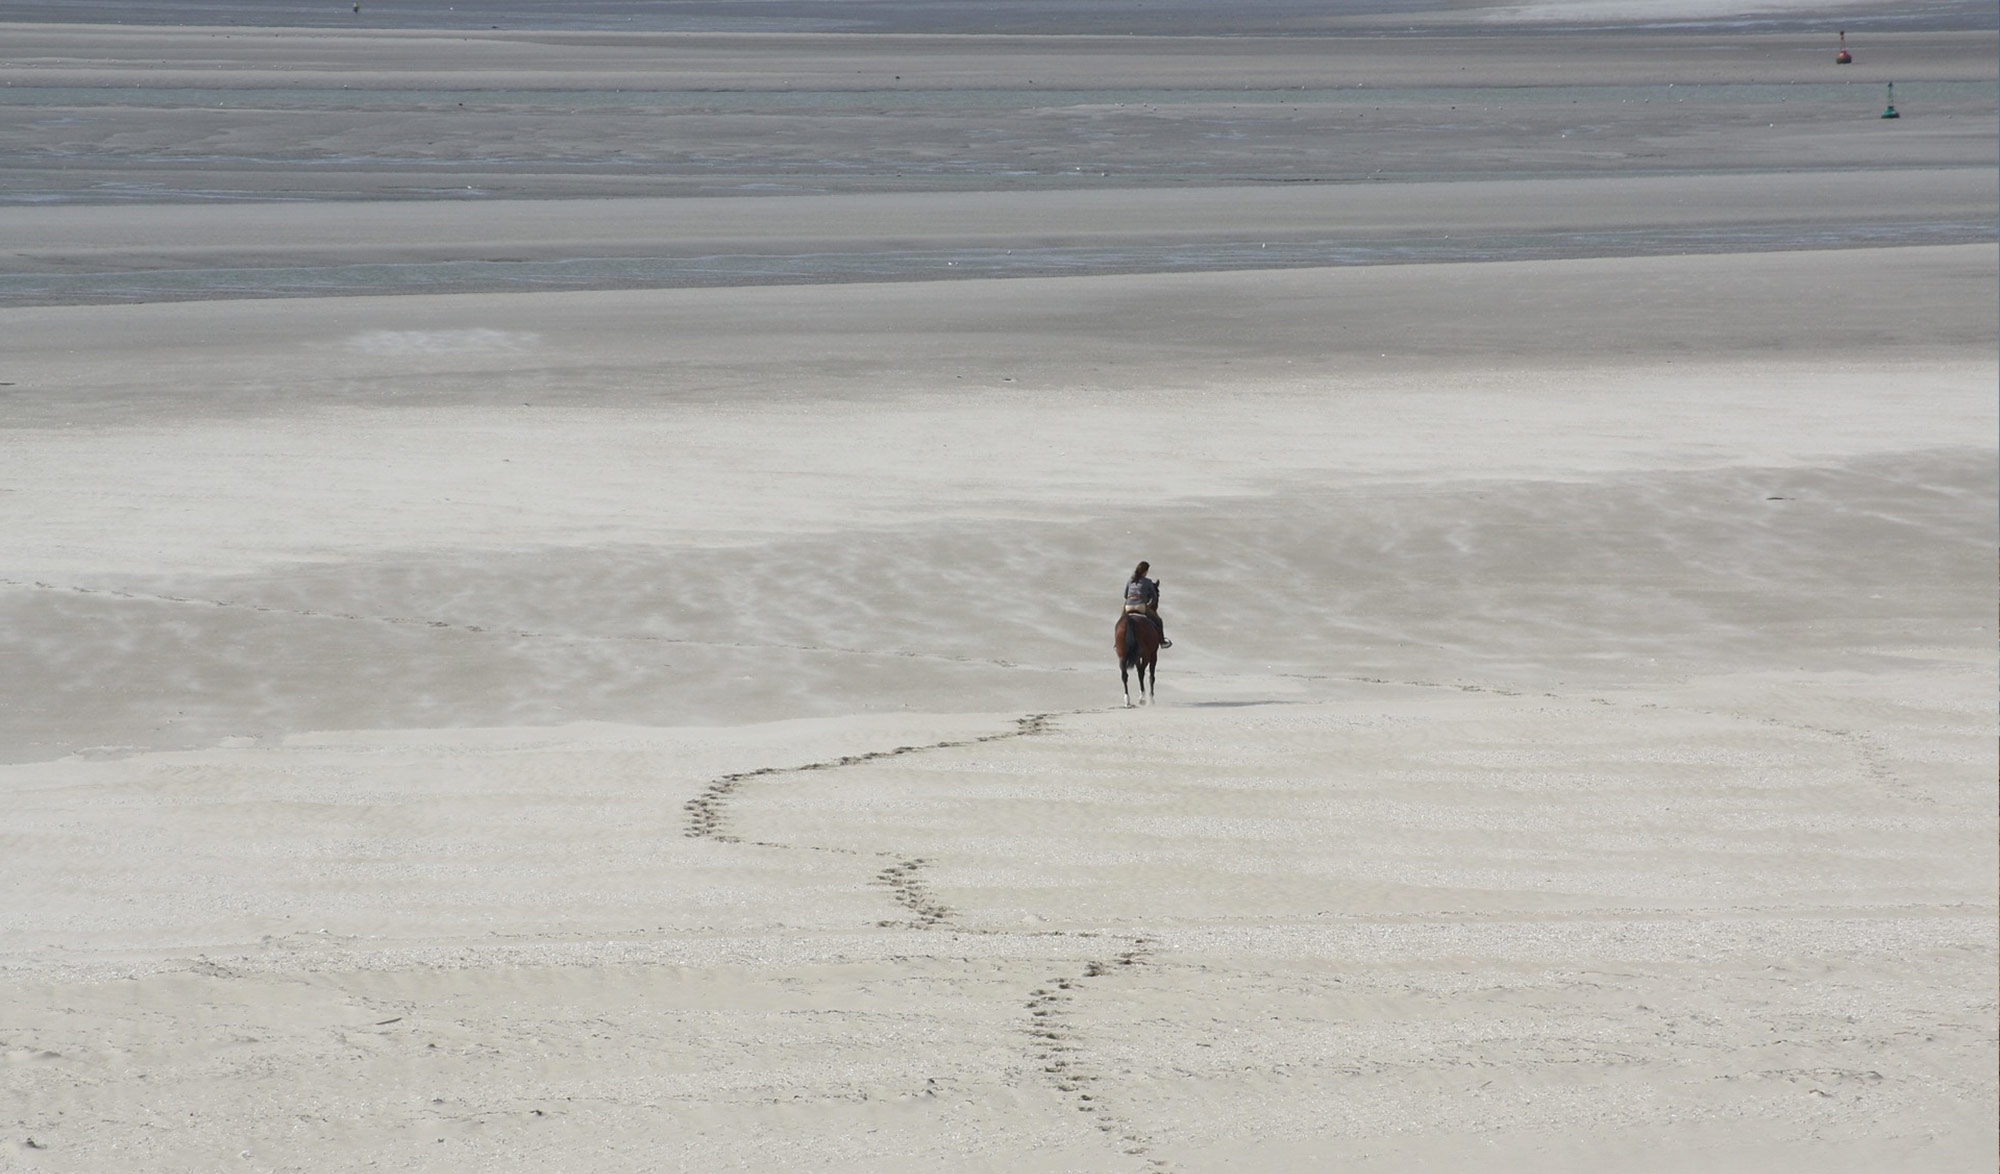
[{"x1": 1160, "y1": 638, "x2": 1173, "y2": 648}]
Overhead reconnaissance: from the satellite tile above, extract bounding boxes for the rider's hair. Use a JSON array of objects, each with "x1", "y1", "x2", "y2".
[{"x1": 1131, "y1": 561, "x2": 1150, "y2": 580}]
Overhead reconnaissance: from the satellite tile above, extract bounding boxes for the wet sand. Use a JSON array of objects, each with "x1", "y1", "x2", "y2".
[
  {"x1": 5, "y1": 169, "x2": 1995, "y2": 305},
  {"x1": 0, "y1": 5, "x2": 1994, "y2": 1172}
]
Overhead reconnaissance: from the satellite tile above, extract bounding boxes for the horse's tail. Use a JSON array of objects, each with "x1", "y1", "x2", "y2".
[{"x1": 1119, "y1": 617, "x2": 1140, "y2": 668}]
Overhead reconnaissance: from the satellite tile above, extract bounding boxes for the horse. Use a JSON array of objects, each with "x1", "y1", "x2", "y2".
[{"x1": 1115, "y1": 611, "x2": 1160, "y2": 707}]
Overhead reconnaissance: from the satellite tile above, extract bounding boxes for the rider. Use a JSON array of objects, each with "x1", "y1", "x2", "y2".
[{"x1": 1123, "y1": 561, "x2": 1171, "y2": 649}]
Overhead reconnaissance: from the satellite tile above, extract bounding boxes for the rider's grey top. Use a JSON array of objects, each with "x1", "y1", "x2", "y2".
[{"x1": 1124, "y1": 576, "x2": 1159, "y2": 608}]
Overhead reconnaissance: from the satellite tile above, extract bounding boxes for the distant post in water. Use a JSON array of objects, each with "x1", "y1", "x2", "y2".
[
  {"x1": 1835, "y1": 30, "x2": 1853, "y2": 64},
  {"x1": 1881, "y1": 82, "x2": 1900, "y2": 119}
]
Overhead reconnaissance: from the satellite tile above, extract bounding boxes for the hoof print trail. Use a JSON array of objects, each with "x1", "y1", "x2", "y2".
[
  {"x1": 1023, "y1": 939, "x2": 1166, "y2": 1169},
  {"x1": 683, "y1": 766, "x2": 780, "y2": 843},
  {"x1": 876, "y1": 858, "x2": 954, "y2": 928},
  {"x1": 681, "y1": 710, "x2": 1070, "y2": 924}
]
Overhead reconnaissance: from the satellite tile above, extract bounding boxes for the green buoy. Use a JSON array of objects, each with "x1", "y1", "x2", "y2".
[{"x1": 1881, "y1": 82, "x2": 1899, "y2": 119}]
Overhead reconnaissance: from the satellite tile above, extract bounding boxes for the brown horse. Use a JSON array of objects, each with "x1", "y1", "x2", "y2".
[{"x1": 1115, "y1": 612, "x2": 1160, "y2": 707}]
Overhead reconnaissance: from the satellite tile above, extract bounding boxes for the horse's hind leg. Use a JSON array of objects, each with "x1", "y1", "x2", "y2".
[
  {"x1": 1145, "y1": 658, "x2": 1156, "y2": 704},
  {"x1": 1118, "y1": 619, "x2": 1140, "y2": 707}
]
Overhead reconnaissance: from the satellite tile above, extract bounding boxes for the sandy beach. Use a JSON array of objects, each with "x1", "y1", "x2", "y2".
[{"x1": 1, "y1": 2, "x2": 1994, "y2": 1170}]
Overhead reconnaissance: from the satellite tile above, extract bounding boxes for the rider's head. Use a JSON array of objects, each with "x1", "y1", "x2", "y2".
[{"x1": 1132, "y1": 561, "x2": 1150, "y2": 580}]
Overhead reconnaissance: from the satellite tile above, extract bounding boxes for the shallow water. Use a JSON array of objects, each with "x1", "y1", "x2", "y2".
[
  {"x1": 6, "y1": 74, "x2": 1987, "y2": 210},
  {"x1": 2, "y1": 18, "x2": 1990, "y2": 297},
  {"x1": 0, "y1": 0, "x2": 1448, "y2": 34},
  {"x1": 4, "y1": 82, "x2": 1984, "y2": 111},
  {"x1": 0, "y1": 0, "x2": 1985, "y2": 32}
]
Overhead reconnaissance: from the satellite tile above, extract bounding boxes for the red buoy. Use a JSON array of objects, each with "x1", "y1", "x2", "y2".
[{"x1": 1835, "y1": 30, "x2": 1853, "y2": 64}]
